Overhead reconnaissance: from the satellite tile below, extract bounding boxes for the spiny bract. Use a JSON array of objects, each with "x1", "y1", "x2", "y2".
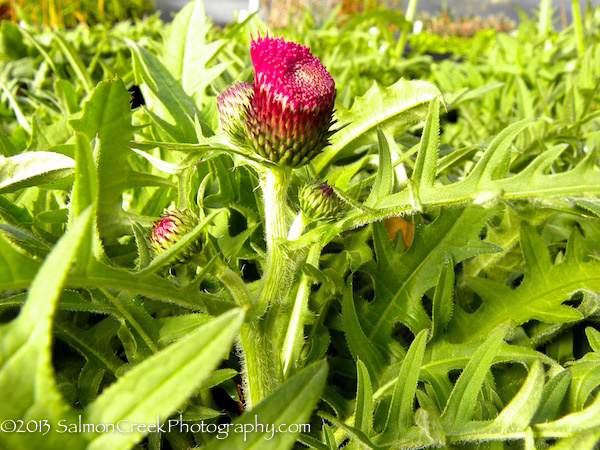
[{"x1": 298, "y1": 181, "x2": 344, "y2": 220}]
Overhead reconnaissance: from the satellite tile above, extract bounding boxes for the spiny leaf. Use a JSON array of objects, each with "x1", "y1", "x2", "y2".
[
  {"x1": 127, "y1": 40, "x2": 197, "y2": 142},
  {"x1": 450, "y1": 224, "x2": 600, "y2": 342},
  {"x1": 354, "y1": 359, "x2": 374, "y2": 436},
  {"x1": 431, "y1": 254, "x2": 454, "y2": 339},
  {"x1": 492, "y1": 360, "x2": 544, "y2": 431},
  {"x1": 70, "y1": 78, "x2": 136, "y2": 239},
  {"x1": 535, "y1": 370, "x2": 572, "y2": 423},
  {"x1": 361, "y1": 208, "x2": 498, "y2": 350},
  {"x1": 383, "y1": 329, "x2": 429, "y2": 438},
  {"x1": 365, "y1": 128, "x2": 394, "y2": 207},
  {"x1": 411, "y1": 97, "x2": 441, "y2": 192},
  {"x1": 0, "y1": 209, "x2": 92, "y2": 449},
  {"x1": 534, "y1": 391, "x2": 600, "y2": 436},
  {"x1": 342, "y1": 276, "x2": 386, "y2": 382},
  {"x1": 314, "y1": 79, "x2": 443, "y2": 173}
]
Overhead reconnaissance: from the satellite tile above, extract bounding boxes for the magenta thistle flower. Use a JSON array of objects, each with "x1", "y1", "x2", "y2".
[
  {"x1": 149, "y1": 209, "x2": 201, "y2": 264},
  {"x1": 217, "y1": 36, "x2": 336, "y2": 168},
  {"x1": 298, "y1": 181, "x2": 344, "y2": 220}
]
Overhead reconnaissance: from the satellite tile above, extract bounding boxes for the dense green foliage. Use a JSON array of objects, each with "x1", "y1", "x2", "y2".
[
  {"x1": 1, "y1": 1, "x2": 599, "y2": 449},
  {"x1": 2, "y1": 0, "x2": 154, "y2": 28}
]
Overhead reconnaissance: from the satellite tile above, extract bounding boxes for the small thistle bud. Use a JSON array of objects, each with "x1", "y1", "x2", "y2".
[
  {"x1": 149, "y1": 209, "x2": 201, "y2": 264},
  {"x1": 217, "y1": 81, "x2": 254, "y2": 145},
  {"x1": 298, "y1": 182, "x2": 344, "y2": 221}
]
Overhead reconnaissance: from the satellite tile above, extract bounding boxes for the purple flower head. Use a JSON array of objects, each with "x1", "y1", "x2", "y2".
[{"x1": 217, "y1": 35, "x2": 336, "y2": 168}]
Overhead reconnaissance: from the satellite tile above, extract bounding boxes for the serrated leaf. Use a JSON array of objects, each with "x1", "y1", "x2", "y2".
[
  {"x1": 70, "y1": 78, "x2": 136, "y2": 239},
  {"x1": 164, "y1": 0, "x2": 229, "y2": 101},
  {"x1": 431, "y1": 254, "x2": 454, "y2": 339},
  {"x1": 314, "y1": 79, "x2": 443, "y2": 173},
  {"x1": 365, "y1": 128, "x2": 393, "y2": 207},
  {"x1": 127, "y1": 40, "x2": 197, "y2": 142},
  {"x1": 69, "y1": 133, "x2": 96, "y2": 224},
  {"x1": 362, "y1": 208, "x2": 498, "y2": 351},
  {"x1": 535, "y1": 370, "x2": 571, "y2": 423},
  {"x1": 354, "y1": 359, "x2": 374, "y2": 436},
  {"x1": 131, "y1": 221, "x2": 151, "y2": 270},
  {"x1": 342, "y1": 276, "x2": 386, "y2": 382},
  {"x1": 534, "y1": 391, "x2": 600, "y2": 436},
  {"x1": 156, "y1": 313, "x2": 212, "y2": 347},
  {"x1": 451, "y1": 224, "x2": 600, "y2": 342},
  {"x1": 0, "y1": 209, "x2": 92, "y2": 449},
  {"x1": 412, "y1": 97, "x2": 441, "y2": 192},
  {"x1": 383, "y1": 329, "x2": 429, "y2": 438},
  {"x1": 492, "y1": 360, "x2": 544, "y2": 431}
]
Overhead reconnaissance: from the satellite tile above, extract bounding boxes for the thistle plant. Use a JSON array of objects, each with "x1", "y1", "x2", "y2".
[{"x1": 216, "y1": 35, "x2": 340, "y2": 407}]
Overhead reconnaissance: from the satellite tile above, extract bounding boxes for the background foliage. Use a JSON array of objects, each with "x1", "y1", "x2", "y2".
[{"x1": 1, "y1": 1, "x2": 600, "y2": 449}]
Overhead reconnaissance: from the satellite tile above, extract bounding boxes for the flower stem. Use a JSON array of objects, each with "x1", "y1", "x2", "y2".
[
  {"x1": 258, "y1": 167, "x2": 292, "y2": 305},
  {"x1": 238, "y1": 321, "x2": 279, "y2": 410},
  {"x1": 239, "y1": 166, "x2": 292, "y2": 408},
  {"x1": 282, "y1": 241, "x2": 319, "y2": 375}
]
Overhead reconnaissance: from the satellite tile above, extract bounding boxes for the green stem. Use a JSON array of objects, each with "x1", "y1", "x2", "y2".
[
  {"x1": 396, "y1": 0, "x2": 419, "y2": 58},
  {"x1": 238, "y1": 321, "x2": 280, "y2": 410},
  {"x1": 572, "y1": 0, "x2": 585, "y2": 55},
  {"x1": 282, "y1": 241, "x2": 319, "y2": 376},
  {"x1": 258, "y1": 167, "x2": 292, "y2": 304},
  {"x1": 238, "y1": 166, "x2": 293, "y2": 408}
]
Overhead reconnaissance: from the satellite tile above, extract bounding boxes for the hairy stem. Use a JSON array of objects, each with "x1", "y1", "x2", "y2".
[
  {"x1": 239, "y1": 167, "x2": 293, "y2": 408},
  {"x1": 258, "y1": 167, "x2": 292, "y2": 305},
  {"x1": 238, "y1": 321, "x2": 280, "y2": 410},
  {"x1": 282, "y1": 241, "x2": 319, "y2": 375}
]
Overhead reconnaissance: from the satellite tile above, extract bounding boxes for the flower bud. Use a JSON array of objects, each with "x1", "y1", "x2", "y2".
[
  {"x1": 217, "y1": 81, "x2": 254, "y2": 146},
  {"x1": 149, "y1": 209, "x2": 201, "y2": 264},
  {"x1": 298, "y1": 182, "x2": 344, "y2": 221},
  {"x1": 217, "y1": 36, "x2": 336, "y2": 168},
  {"x1": 248, "y1": 36, "x2": 336, "y2": 168}
]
